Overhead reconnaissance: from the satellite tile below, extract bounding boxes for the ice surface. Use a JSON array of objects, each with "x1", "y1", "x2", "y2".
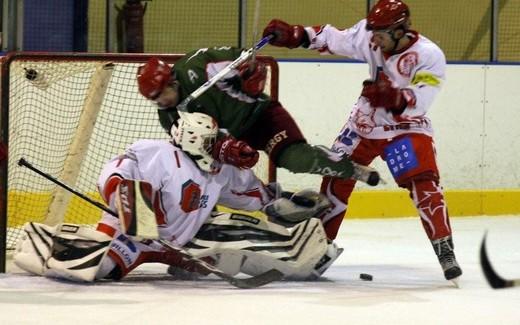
[{"x1": 1, "y1": 216, "x2": 519, "y2": 325}]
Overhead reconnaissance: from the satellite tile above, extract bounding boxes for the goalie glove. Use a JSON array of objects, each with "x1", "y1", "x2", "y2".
[
  {"x1": 263, "y1": 19, "x2": 307, "y2": 48},
  {"x1": 238, "y1": 61, "x2": 267, "y2": 97},
  {"x1": 263, "y1": 189, "x2": 332, "y2": 223},
  {"x1": 212, "y1": 135, "x2": 259, "y2": 169}
]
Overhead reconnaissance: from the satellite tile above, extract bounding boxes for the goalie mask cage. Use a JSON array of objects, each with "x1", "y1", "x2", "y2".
[{"x1": 0, "y1": 52, "x2": 279, "y2": 271}]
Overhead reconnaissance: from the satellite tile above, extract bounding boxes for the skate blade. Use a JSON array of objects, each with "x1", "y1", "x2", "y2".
[{"x1": 450, "y1": 276, "x2": 461, "y2": 288}]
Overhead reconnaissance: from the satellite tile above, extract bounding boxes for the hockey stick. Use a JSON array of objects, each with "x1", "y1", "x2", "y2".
[
  {"x1": 18, "y1": 158, "x2": 283, "y2": 288},
  {"x1": 480, "y1": 232, "x2": 520, "y2": 289},
  {"x1": 176, "y1": 33, "x2": 274, "y2": 113},
  {"x1": 249, "y1": 0, "x2": 262, "y2": 66}
]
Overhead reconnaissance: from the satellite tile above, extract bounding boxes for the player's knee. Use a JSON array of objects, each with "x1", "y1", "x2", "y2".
[
  {"x1": 400, "y1": 171, "x2": 439, "y2": 190},
  {"x1": 405, "y1": 175, "x2": 446, "y2": 210}
]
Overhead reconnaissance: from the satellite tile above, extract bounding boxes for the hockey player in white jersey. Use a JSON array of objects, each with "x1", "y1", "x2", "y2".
[
  {"x1": 14, "y1": 112, "x2": 341, "y2": 283},
  {"x1": 262, "y1": 0, "x2": 462, "y2": 282}
]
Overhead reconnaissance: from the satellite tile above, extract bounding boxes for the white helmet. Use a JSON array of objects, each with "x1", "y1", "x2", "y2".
[{"x1": 171, "y1": 112, "x2": 219, "y2": 172}]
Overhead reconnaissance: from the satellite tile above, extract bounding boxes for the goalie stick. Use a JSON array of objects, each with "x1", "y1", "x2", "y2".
[
  {"x1": 176, "y1": 33, "x2": 274, "y2": 114},
  {"x1": 480, "y1": 232, "x2": 520, "y2": 289},
  {"x1": 18, "y1": 158, "x2": 283, "y2": 288}
]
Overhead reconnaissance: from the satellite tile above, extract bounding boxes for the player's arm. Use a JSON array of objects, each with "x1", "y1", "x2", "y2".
[{"x1": 262, "y1": 19, "x2": 368, "y2": 59}]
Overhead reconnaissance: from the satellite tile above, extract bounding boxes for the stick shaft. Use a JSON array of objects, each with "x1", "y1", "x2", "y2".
[
  {"x1": 17, "y1": 158, "x2": 116, "y2": 216},
  {"x1": 177, "y1": 34, "x2": 273, "y2": 112}
]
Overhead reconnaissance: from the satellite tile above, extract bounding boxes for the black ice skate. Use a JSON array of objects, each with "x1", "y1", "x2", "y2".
[
  {"x1": 351, "y1": 162, "x2": 381, "y2": 186},
  {"x1": 431, "y1": 235, "x2": 463, "y2": 282}
]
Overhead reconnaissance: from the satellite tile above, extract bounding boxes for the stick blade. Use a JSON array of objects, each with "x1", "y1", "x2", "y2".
[
  {"x1": 115, "y1": 179, "x2": 160, "y2": 240},
  {"x1": 227, "y1": 269, "x2": 284, "y2": 289},
  {"x1": 480, "y1": 233, "x2": 514, "y2": 289}
]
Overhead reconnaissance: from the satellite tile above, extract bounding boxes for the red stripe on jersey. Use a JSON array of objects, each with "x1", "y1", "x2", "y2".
[
  {"x1": 115, "y1": 156, "x2": 125, "y2": 167},
  {"x1": 96, "y1": 222, "x2": 116, "y2": 237},
  {"x1": 102, "y1": 174, "x2": 124, "y2": 203},
  {"x1": 174, "y1": 151, "x2": 181, "y2": 168},
  {"x1": 154, "y1": 191, "x2": 167, "y2": 225},
  {"x1": 231, "y1": 188, "x2": 263, "y2": 200}
]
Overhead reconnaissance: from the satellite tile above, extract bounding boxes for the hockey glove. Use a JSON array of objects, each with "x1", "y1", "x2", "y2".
[
  {"x1": 238, "y1": 61, "x2": 267, "y2": 97},
  {"x1": 361, "y1": 78, "x2": 408, "y2": 114},
  {"x1": 263, "y1": 19, "x2": 306, "y2": 48},
  {"x1": 212, "y1": 136, "x2": 259, "y2": 169}
]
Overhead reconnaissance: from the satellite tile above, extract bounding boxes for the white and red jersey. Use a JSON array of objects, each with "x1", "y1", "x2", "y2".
[
  {"x1": 97, "y1": 139, "x2": 271, "y2": 247},
  {"x1": 305, "y1": 19, "x2": 446, "y2": 140}
]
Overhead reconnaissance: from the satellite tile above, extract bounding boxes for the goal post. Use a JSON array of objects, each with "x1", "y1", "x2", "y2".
[
  {"x1": 45, "y1": 62, "x2": 115, "y2": 226},
  {"x1": 0, "y1": 52, "x2": 278, "y2": 271}
]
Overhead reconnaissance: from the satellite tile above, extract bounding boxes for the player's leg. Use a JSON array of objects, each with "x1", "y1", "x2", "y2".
[
  {"x1": 14, "y1": 221, "x2": 115, "y2": 281},
  {"x1": 319, "y1": 125, "x2": 382, "y2": 239},
  {"x1": 241, "y1": 101, "x2": 380, "y2": 185},
  {"x1": 386, "y1": 133, "x2": 462, "y2": 281}
]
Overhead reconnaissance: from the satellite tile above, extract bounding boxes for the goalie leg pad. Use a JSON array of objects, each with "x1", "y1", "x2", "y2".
[
  {"x1": 44, "y1": 224, "x2": 113, "y2": 282},
  {"x1": 186, "y1": 212, "x2": 337, "y2": 280},
  {"x1": 14, "y1": 222, "x2": 57, "y2": 275}
]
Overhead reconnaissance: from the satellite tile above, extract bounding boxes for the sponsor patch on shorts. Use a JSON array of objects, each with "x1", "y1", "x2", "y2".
[{"x1": 384, "y1": 137, "x2": 418, "y2": 178}]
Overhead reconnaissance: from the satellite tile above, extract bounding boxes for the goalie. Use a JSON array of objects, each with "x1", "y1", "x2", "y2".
[{"x1": 14, "y1": 112, "x2": 342, "y2": 283}]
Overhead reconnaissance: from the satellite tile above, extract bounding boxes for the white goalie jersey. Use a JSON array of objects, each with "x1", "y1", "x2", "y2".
[
  {"x1": 97, "y1": 139, "x2": 272, "y2": 246},
  {"x1": 15, "y1": 138, "x2": 342, "y2": 282},
  {"x1": 305, "y1": 19, "x2": 446, "y2": 140}
]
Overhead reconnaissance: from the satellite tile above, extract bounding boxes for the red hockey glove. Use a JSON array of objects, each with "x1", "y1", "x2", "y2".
[
  {"x1": 361, "y1": 79, "x2": 408, "y2": 114},
  {"x1": 212, "y1": 136, "x2": 259, "y2": 169},
  {"x1": 238, "y1": 61, "x2": 267, "y2": 97},
  {"x1": 262, "y1": 19, "x2": 305, "y2": 48}
]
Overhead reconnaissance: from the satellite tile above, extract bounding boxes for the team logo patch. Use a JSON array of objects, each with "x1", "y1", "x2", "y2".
[
  {"x1": 397, "y1": 52, "x2": 419, "y2": 78},
  {"x1": 180, "y1": 179, "x2": 202, "y2": 213},
  {"x1": 384, "y1": 137, "x2": 418, "y2": 178}
]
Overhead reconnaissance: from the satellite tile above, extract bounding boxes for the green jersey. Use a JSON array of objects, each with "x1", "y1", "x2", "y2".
[{"x1": 158, "y1": 46, "x2": 271, "y2": 138}]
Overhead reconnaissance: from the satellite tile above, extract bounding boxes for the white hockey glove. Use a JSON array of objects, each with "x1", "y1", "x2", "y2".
[{"x1": 263, "y1": 189, "x2": 332, "y2": 223}]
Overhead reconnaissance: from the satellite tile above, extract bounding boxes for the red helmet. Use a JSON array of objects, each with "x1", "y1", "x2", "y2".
[
  {"x1": 137, "y1": 57, "x2": 172, "y2": 99},
  {"x1": 366, "y1": 0, "x2": 410, "y2": 31}
]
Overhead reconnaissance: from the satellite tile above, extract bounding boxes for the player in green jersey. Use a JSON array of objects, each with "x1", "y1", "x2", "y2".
[{"x1": 136, "y1": 46, "x2": 380, "y2": 186}]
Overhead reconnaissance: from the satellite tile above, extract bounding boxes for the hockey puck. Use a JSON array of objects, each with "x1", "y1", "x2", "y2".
[
  {"x1": 24, "y1": 68, "x2": 38, "y2": 81},
  {"x1": 359, "y1": 273, "x2": 373, "y2": 281}
]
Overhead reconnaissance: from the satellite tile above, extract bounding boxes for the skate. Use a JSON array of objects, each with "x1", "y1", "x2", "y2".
[
  {"x1": 351, "y1": 162, "x2": 381, "y2": 186},
  {"x1": 431, "y1": 235, "x2": 463, "y2": 282}
]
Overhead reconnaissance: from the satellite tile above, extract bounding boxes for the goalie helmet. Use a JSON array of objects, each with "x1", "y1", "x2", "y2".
[
  {"x1": 171, "y1": 113, "x2": 219, "y2": 172},
  {"x1": 137, "y1": 57, "x2": 172, "y2": 99},
  {"x1": 366, "y1": 0, "x2": 410, "y2": 31}
]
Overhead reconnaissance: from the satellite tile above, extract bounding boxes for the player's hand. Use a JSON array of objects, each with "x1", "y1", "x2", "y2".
[
  {"x1": 361, "y1": 78, "x2": 408, "y2": 113},
  {"x1": 212, "y1": 136, "x2": 259, "y2": 169},
  {"x1": 262, "y1": 19, "x2": 305, "y2": 48},
  {"x1": 238, "y1": 61, "x2": 267, "y2": 97}
]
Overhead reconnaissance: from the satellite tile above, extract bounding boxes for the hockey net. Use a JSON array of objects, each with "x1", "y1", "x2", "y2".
[{"x1": 0, "y1": 53, "x2": 278, "y2": 253}]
